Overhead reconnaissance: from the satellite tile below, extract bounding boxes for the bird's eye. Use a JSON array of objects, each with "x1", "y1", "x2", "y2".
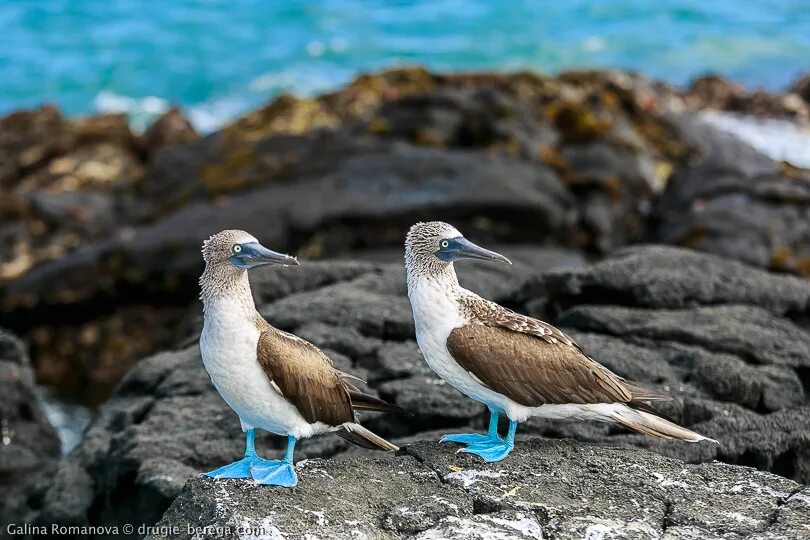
[
  {"x1": 440, "y1": 240, "x2": 449, "y2": 249},
  {"x1": 233, "y1": 245, "x2": 242, "y2": 253}
]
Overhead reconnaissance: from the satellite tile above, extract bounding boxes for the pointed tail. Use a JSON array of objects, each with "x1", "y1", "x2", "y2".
[
  {"x1": 347, "y1": 389, "x2": 410, "y2": 416},
  {"x1": 611, "y1": 405, "x2": 717, "y2": 443},
  {"x1": 335, "y1": 423, "x2": 399, "y2": 451}
]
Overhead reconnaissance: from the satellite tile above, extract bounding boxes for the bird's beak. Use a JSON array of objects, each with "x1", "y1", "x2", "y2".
[
  {"x1": 230, "y1": 242, "x2": 300, "y2": 269},
  {"x1": 437, "y1": 237, "x2": 512, "y2": 265}
]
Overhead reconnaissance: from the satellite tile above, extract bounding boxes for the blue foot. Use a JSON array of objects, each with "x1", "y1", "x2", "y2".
[
  {"x1": 205, "y1": 430, "x2": 299, "y2": 487},
  {"x1": 459, "y1": 418, "x2": 518, "y2": 463},
  {"x1": 441, "y1": 410, "x2": 501, "y2": 446},
  {"x1": 204, "y1": 457, "x2": 253, "y2": 479},
  {"x1": 440, "y1": 433, "x2": 494, "y2": 445},
  {"x1": 459, "y1": 439, "x2": 514, "y2": 463},
  {"x1": 250, "y1": 459, "x2": 298, "y2": 487}
]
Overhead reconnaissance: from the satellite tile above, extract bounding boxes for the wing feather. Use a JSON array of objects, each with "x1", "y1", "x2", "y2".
[
  {"x1": 448, "y1": 296, "x2": 664, "y2": 407},
  {"x1": 257, "y1": 329, "x2": 355, "y2": 426}
]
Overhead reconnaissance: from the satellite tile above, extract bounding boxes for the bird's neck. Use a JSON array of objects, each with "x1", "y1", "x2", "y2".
[
  {"x1": 406, "y1": 259, "x2": 463, "y2": 299},
  {"x1": 200, "y1": 264, "x2": 257, "y2": 317}
]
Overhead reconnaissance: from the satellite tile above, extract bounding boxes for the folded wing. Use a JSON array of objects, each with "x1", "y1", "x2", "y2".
[
  {"x1": 257, "y1": 329, "x2": 356, "y2": 426},
  {"x1": 448, "y1": 297, "x2": 668, "y2": 407}
]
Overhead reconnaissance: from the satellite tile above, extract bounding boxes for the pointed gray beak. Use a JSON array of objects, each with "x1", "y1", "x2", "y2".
[
  {"x1": 230, "y1": 242, "x2": 299, "y2": 269},
  {"x1": 436, "y1": 237, "x2": 512, "y2": 265}
]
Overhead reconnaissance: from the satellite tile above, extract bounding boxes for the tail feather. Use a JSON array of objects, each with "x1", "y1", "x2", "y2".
[
  {"x1": 337, "y1": 370, "x2": 366, "y2": 384},
  {"x1": 348, "y1": 390, "x2": 409, "y2": 415},
  {"x1": 625, "y1": 381, "x2": 673, "y2": 402},
  {"x1": 611, "y1": 405, "x2": 717, "y2": 443},
  {"x1": 335, "y1": 423, "x2": 399, "y2": 451}
]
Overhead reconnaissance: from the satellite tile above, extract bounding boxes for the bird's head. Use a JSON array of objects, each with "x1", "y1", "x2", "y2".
[
  {"x1": 404, "y1": 221, "x2": 511, "y2": 278},
  {"x1": 202, "y1": 229, "x2": 299, "y2": 271}
]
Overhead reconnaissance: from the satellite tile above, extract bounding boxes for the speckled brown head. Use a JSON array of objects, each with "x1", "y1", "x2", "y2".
[
  {"x1": 404, "y1": 221, "x2": 511, "y2": 281},
  {"x1": 200, "y1": 229, "x2": 298, "y2": 304},
  {"x1": 202, "y1": 229, "x2": 298, "y2": 269}
]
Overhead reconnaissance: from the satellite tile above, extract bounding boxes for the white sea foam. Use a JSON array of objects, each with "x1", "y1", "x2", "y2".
[
  {"x1": 38, "y1": 385, "x2": 93, "y2": 454},
  {"x1": 699, "y1": 110, "x2": 810, "y2": 168},
  {"x1": 92, "y1": 65, "x2": 350, "y2": 134},
  {"x1": 94, "y1": 91, "x2": 171, "y2": 132}
]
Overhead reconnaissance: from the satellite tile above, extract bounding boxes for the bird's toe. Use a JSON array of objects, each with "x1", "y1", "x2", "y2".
[
  {"x1": 459, "y1": 440, "x2": 513, "y2": 463},
  {"x1": 250, "y1": 460, "x2": 298, "y2": 487},
  {"x1": 203, "y1": 457, "x2": 253, "y2": 479},
  {"x1": 440, "y1": 433, "x2": 492, "y2": 445}
]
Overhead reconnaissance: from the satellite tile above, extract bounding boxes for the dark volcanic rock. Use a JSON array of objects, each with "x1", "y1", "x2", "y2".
[
  {"x1": 0, "y1": 105, "x2": 202, "y2": 405},
  {"x1": 540, "y1": 244, "x2": 810, "y2": 314},
  {"x1": 141, "y1": 108, "x2": 199, "y2": 154},
  {"x1": 17, "y1": 246, "x2": 810, "y2": 535},
  {"x1": 11, "y1": 246, "x2": 810, "y2": 534},
  {"x1": 0, "y1": 329, "x2": 60, "y2": 527},
  {"x1": 150, "y1": 440, "x2": 805, "y2": 540},
  {"x1": 791, "y1": 72, "x2": 810, "y2": 104},
  {"x1": 652, "y1": 116, "x2": 810, "y2": 277},
  {"x1": 4, "y1": 139, "x2": 577, "y2": 313},
  {"x1": 525, "y1": 245, "x2": 810, "y2": 484},
  {"x1": 686, "y1": 74, "x2": 809, "y2": 120}
]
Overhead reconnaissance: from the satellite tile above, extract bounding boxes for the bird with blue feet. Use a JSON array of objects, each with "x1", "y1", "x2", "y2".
[
  {"x1": 404, "y1": 221, "x2": 717, "y2": 463},
  {"x1": 199, "y1": 230, "x2": 403, "y2": 487}
]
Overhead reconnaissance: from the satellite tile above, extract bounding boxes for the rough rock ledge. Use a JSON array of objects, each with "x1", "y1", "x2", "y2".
[{"x1": 150, "y1": 440, "x2": 808, "y2": 540}]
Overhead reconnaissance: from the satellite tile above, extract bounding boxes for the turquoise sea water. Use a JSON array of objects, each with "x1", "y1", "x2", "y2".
[{"x1": 2, "y1": 0, "x2": 809, "y2": 131}]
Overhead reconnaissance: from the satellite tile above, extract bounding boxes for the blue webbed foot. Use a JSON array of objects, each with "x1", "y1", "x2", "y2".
[
  {"x1": 206, "y1": 430, "x2": 298, "y2": 487},
  {"x1": 250, "y1": 459, "x2": 297, "y2": 487},
  {"x1": 440, "y1": 433, "x2": 493, "y2": 445},
  {"x1": 204, "y1": 457, "x2": 253, "y2": 479},
  {"x1": 442, "y1": 410, "x2": 503, "y2": 446},
  {"x1": 459, "y1": 439, "x2": 514, "y2": 463}
]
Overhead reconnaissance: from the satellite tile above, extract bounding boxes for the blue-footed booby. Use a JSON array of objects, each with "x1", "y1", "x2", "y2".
[
  {"x1": 405, "y1": 221, "x2": 715, "y2": 463},
  {"x1": 199, "y1": 230, "x2": 400, "y2": 486}
]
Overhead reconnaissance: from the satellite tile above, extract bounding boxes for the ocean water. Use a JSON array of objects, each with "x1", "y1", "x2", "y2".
[{"x1": 2, "y1": 0, "x2": 810, "y2": 131}]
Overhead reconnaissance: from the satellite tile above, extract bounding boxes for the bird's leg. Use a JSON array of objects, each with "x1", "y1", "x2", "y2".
[
  {"x1": 250, "y1": 435, "x2": 298, "y2": 487},
  {"x1": 245, "y1": 427, "x2": 257, "y2": 457},
  {"x1": 486, "y1": 410, "x2": 501, "y2": 439},
  {"x1": 440, "y1": 409, "x2": 501, "y2": 445},
  {"x1": 203, "y1": 429, "x2": 256, "y2": 479},
  {"x1": 460, "y1": 419, "x2": 517, "y2": 463}
]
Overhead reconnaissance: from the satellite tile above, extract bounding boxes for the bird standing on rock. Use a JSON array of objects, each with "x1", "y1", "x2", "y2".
[
  {"x1": 404, "y1": 221, "x2": 716, "y2": 463},
  {"x1": 199, "y1": 229, "x2": 400, "y2": 487}
]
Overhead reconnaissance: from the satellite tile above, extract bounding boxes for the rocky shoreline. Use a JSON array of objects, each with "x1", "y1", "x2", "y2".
[
  {"x1": 1, "y1": 67, "x2": 810, "y2": 407},
  {"x1": 3, "y1": 246, "x2": 809, "y2": 538},
  {"x1": 1, "y1": 67, "x2": 809, "y2": 538},
  {"x1": 150, "y1": 441, "x2": 809, "y2": 540}
]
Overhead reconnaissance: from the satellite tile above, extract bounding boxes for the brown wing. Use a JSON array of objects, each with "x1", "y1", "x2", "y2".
[
  {"x1": 460, "y1": 296, "x2": 580, "y2": 348},
  {"x1": 447, "y1": 324, "x2": 634, "y2": 406},
  {"x1": 452, "y1": 296, "x2": 669, "y2": 406},
  {"x1": 257, "y1": 329, "x2": 355, "y2": 426}
]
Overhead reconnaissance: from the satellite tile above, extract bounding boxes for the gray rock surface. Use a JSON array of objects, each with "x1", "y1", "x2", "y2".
[
  {"x1": 150, "y1": 440, "x2": 807, "y2": 540},
  {"x1": 9, "y1": 246, "x2": 810, "y2": 535},
  {"x1": 539, "y1": 244, "x2": 810, "y2": 314},
  {"x1": 0, "y1": 329, "x2": 60, "y2": 527},
  {"x1": 521, "y1": 245, "x2": 810, "y2": 485}
]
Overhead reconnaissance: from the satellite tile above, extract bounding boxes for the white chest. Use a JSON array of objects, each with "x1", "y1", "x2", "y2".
[
  {"x1": 199, "y1": 299, "x2": 312, "y2": 436},
  {"x1": 200, "y1": 298, "x2": 261, "y2": 380},
  {"x1": 408, "y1": 281, "x2": 467, "y2": 380},
  {"x1": 408, "y1": 280, "x2": 528, "y2": 417}
]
